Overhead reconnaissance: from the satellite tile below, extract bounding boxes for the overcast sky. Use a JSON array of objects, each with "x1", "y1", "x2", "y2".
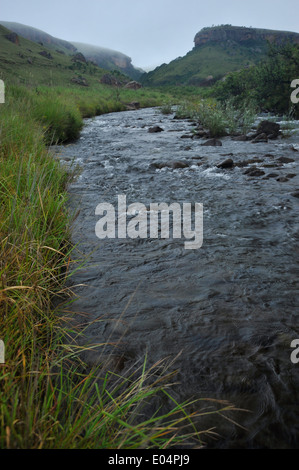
[{"x1": 1, "y1": 0, "x2": 299, "y2": 70}]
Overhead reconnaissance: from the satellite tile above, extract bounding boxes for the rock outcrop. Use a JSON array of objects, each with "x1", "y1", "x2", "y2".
[{"x1": 194, "y1": 25, "x2": 299, "y2": 48}]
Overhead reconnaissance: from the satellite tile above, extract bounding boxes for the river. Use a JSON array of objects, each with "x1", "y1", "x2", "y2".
[{"x1": 54, "y1": 107, "x2": 299, "y2": 449}]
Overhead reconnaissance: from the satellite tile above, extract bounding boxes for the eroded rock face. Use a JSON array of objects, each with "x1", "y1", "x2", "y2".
[
  {"x1": 5, "y1": 32, "x2": 20, "y2": 45},
  {"x1": 72, "y1": 52, "x2": 87, "y2": 63},
  {"x1": 100, "y1": 74, "x2": 122, "y2": 86},
  {"x1": 71, "y1": 76, "x2": 89, "y2": 86},
  {"x1": 124, "y1": 81, "x2": 142, "y2": 90},
  {"x1": 194, "y1": 25, "x2": 299, "y2": 47},
  {"x1": 38, "y1": 50, "x2": 53, "y2": 60}
]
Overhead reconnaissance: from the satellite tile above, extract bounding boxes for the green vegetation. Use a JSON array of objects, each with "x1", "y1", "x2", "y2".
[
  {"x1": 0, "y1": 22, "x2": 240, "y2": 447},
  {"x1": 165, "y1": 98, "x2": 257, "y2": 137},
  {"x1": 141, "y1": 42, "x2": 267, "y2": 87},
  {"x1": 214, "y1": 42, "x2": 299, "y2": 117}
]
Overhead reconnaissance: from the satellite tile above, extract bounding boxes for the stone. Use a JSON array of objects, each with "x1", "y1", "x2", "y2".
[
  {"x1": 192, "y1": 130, "x2": 209, "y2": 139},
  {"x1": 291, "y1": 191, "x2": 299, "y2": 198},
  {"x1": 277, "y1": 156, "x2": 295, "y2": 164},
  {"x1": 100, "y1": 74, "x2": 122, "y2": 86},
  {"x1": 256, "y1": 120, "x2": 280, "y2": 138},
  {"x1": 124, "y1": 81, "x2": 142, "y2": 90},
  {"x1": 172, "y1": 161, "x2": 189, "y2": 169},
  {"x1": 201, "y1": 138, "x2": 222, "y2": 146},
  {"x1": 39, "y1": 50, "x2": 53, "y2": 60},
  {"x1": 71, "y1": 76, "x2": 89, "y2": 86},
  {"x1": 148, "y1": 126, "x2": 164, "y2": 133},
  {"x1": 244, "y1": 167, "x2": 265, "y2": 177},
  {"x1": 126, "y1": 102, "x2": 140, "y2": 110},
  {"x1": 252, "y1": 133, "x2": 268, "y2": 143},
  {"x1": 232, "y1": 135, "x2": 248, "y2": 141},
  {"x1": 217, "y1": 158, "x2": 234, "y2": 169},
  {"x1": 276, "y1": 177, "x2": 289, "y2": 182}
]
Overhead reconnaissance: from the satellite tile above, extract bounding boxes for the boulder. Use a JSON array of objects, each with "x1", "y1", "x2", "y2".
[
  {"x1": 217, "y1": 158, "x2": 234, "y2": 169},
  {"x1": 172, "y1": 161, "x2": 189, "y2": 169},
  {"x1": 148, "y1": 126, "x2": 164, "y2": 133},
  {"x1": 100, "y1": 74, "x2": 122, "y2": 86},
  {"x1": 124, "y1": 81, "x2": 142, "y2": 90},
  {"x1": 126, "y1": 102, "x2": 140, "y2": 110},
  {"x1": 71, "y1": 76, "x2": 89, "y2": 86},
  {"x1": 277, "y1": 156, "x2": 295, "y2": 164},
  {"x1": 39, "y1": 50, "x2": 53, "y2": 60},
  {"x1": 201, "y1": 138, "x2": 222, "y2": 147},
  {"x1": 252, "y1": 133, "x2": 268, "y2": 143},
  {"x1": 232, "y1": 135, "x2": 248, "y2": 141},
  {"x1": 244, "y1": 167, "x2": 265, "y2": 177},
  {"x1": 192, "y1": 130, "x2": 209, "y2": 139},
  {"x1": 256, "y1": 120, "x2": 280, "y2": 138}
]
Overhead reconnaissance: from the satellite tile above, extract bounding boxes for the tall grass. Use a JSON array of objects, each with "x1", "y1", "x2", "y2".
[
  {"x1": 172, "y1": 98, "x2": 257, "y2": 137},
  {"x1": 0, "y1": 84, "x2": 238, "y2": 449}
]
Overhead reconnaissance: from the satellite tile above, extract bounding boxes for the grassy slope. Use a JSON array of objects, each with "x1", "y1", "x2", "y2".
[
  {"x1": 141, "y1": 41, "x2": 268, "y2": 86},
  {"x1": 0, "y1": 21, "x2": 142, "y2": 80},
  {"x1": 0, "y1": 20, "x2": 77, "y2": 54},
  {"x1": 0, "y1": 24, "x2": 116, "y2": 87}
]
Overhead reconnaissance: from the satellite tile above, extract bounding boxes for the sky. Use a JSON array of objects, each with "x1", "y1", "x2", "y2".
[{"x1": 1, "y1": 0, "x2": 299, "y2": 70}]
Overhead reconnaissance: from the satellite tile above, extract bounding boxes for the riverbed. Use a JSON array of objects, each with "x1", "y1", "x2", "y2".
[{"x1": 54, "y1": 107, "x2": 299, "y2": 449}]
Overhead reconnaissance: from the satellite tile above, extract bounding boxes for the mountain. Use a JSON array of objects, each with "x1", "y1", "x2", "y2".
[
  {"x1": 141, "y1": 25, "x2": 299, "y2": 87},
  {"x1": 0, "y1": 21, "x2": 77, "y2": 54},
  {"x1": 0, "y1": 23, "x2": 129, "y2": 88},
  {"x1": 71, "y1": 42, "x2": 143, "y2": 80},
  {"x1": 0, "y1": 21, "x2": 142, "y2": 80}
]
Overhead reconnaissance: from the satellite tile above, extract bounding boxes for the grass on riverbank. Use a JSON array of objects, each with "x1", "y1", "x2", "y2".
[
  {"x1": 0, "y1": 84, "x2": 238, "y2": 448},
  {"x1": 161, "y1": 97, "x2": 258, "y2": 137}
]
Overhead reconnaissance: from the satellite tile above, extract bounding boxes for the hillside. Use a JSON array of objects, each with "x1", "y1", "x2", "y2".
[
  {"x1": 0, "y1": 21, "x2": 142, "y2": 80},
  {"x1": 141, "y1": 24, "x2": 299, "y2": 87},
  {"x1": 0, "y1": 21, "x2": 77, "y2": 54},
  {"x1": 71, "y1": 42, "x2": 143, "y2": 80},
  {"x1": 0, "y1": 23, "x2": 129, "y2": 87}
]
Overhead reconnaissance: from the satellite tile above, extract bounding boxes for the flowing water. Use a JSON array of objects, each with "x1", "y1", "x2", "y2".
[{"x1": 54, "y1": 107, "x2": 299, "y2": 448}]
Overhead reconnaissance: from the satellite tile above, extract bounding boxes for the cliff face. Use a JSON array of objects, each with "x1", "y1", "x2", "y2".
[
  {"x1": 142, "y1": 24, "x2": 299, "y2": 87},
  {"x1": 71, "y1": 43, "x2": 143, "y2": 80},
  {"x1": 194, "y1": 25, "x2": 299, "y2": 47}
]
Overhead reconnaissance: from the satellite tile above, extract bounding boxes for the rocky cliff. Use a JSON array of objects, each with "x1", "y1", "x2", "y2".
[
  {"x1": 142, "y1": 24, "x2": 299, "y2": 87},
  {"x1": 71, "y1": 42, "x2": 143, "y2": 80},
  {"x1": 194, "y1": 25, "x2": 299, "y2": 48}
]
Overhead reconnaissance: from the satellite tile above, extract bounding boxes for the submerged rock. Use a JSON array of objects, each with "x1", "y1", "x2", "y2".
[
  {"x1": 277, "y1": 156, "x2": 295, "y2": 164},
  {"x1": 244, "y1": 167, "x2": 265, "y2": 177},
  {"x1": 148, "y1": 126, "x2": 164, "y2": 133},
  {"x1": 201, "y1": 138, "x2": 222, "y2": 147}
]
